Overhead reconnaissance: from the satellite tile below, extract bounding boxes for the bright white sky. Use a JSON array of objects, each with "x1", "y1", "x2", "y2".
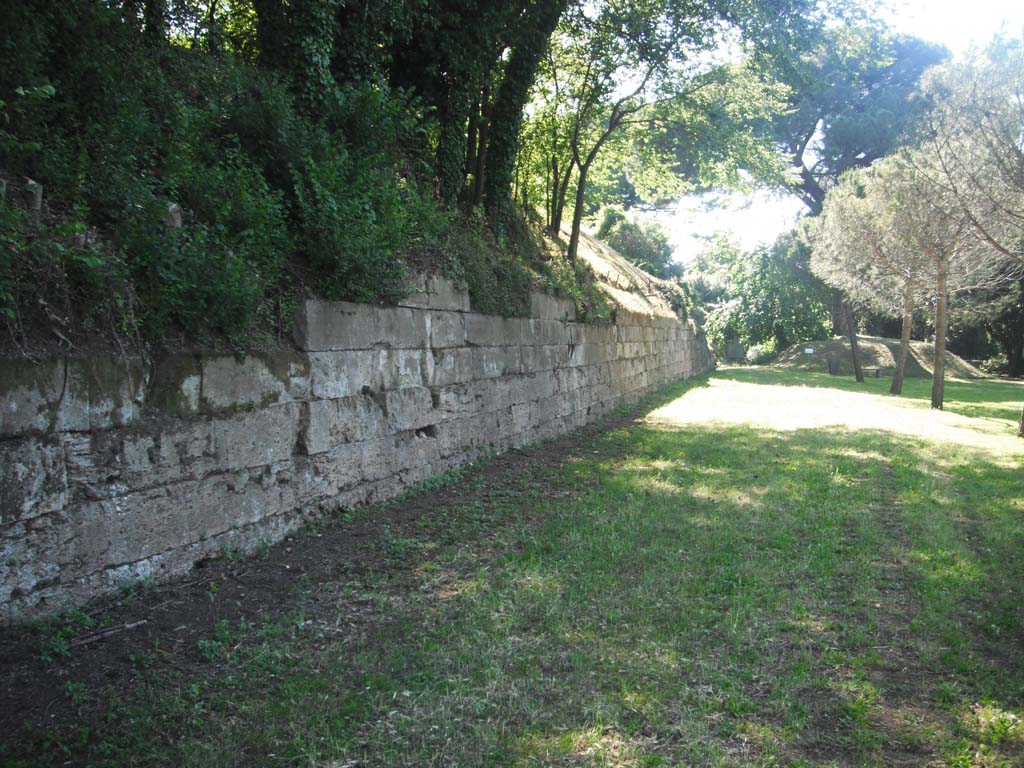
[{"x1": 659, "y1": 0, "x2": 1024, "y2": 264}]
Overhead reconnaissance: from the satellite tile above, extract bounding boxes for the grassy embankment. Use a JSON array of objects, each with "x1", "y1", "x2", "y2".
[{"x1": 4, "y1": 368, "x2": 1023, "y2": 767}]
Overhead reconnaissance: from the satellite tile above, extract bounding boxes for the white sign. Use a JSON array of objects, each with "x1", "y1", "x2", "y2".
[{"x1": 804, "y1": 348, "x2": 814, "y2": 354}]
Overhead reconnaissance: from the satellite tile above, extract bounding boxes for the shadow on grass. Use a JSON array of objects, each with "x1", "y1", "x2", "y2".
[{"x1": 4, "y1": 370, "x2": 1022, "y2": 767}]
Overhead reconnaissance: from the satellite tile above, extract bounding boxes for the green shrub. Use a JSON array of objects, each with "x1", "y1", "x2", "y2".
[
  {"x1": 596, "y1": 207, "x2": 680, "y2": 280},
  {"x1": 441, "y1": 212, "x2": 532, "y2": 317},
  {"x1": 117, "y1": 149, "x2": 290, "y2": 339}
]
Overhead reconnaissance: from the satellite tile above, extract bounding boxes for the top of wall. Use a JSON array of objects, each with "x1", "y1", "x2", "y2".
[
  {"x1": 0, "y1": 236, "x2": 696, "y2": 442},
  {"x1": 571, "y1": 229, "x2": 682, "y2": 321}
]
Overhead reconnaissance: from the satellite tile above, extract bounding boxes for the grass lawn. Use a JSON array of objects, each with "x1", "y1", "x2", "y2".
[{"x1": 3, "y1": 368, "x2": 1022, "y2": 767}]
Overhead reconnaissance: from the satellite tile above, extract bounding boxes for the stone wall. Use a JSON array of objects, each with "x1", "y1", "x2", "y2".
[{"x1": 1, "y1": 276, "x2": 712, "y2": 622}]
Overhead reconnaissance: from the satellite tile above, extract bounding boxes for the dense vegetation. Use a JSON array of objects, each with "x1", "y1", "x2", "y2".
[
  {"x1": 0, "y1": 0, "x2": 601, "y2": 345},
  {"x1": 0, "y1": 0, "x2": 815, "y2": 348}
]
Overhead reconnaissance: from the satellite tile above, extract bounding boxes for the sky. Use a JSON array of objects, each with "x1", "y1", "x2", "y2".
[{"x1": 660, "y1": 0, "x2": 1024, "y2": 264}]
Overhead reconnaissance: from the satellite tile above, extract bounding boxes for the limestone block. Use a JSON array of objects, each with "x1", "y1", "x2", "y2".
[
  {"x1": 521, "y1": 344, "x2": 569, "y2": 372},
  {"x1": 199, "y1": 351, "x2": 309, "y2": 413},
  {"x1": 530, "y1": 292, "x2": 576, "y2": 321},
  {"x1": 429, "y1": 348, "x2": 472, "y2": 387},
  {"x1": 212, "y1": 403, "x2": 300, "y2": 472},
  {"x1": 302, "y1": 395, "x2": 384, "y2": 455},
  {"x1": 465, "y1": 314, "x2": 523, "y2": 347},
  {"x1": 68, "y1": 472, "x2": 300, "y2": 572},
  {"x1": 509, "y1": 371, "x2": 557, "y2": 405},
  {"x1": 511, "y1": 402, "x2": 531, "y2": 434},
  {"x1": 393, "y1": 430, "x2": 440, "y2": 472},
  {"x1": 0, "y1": 436, "x2": 67, "y2": 523},
  {"x1": 381, "y1": 349, "x2": 428, "y2": 391},
  {"x1": 0, "y1": 358, "x2": 65, "y2": 436},
  {"x1": 359, "y1": 438, "x2": 398, "y2": 482},
  {"x1": 524, "y1": 319, "x2": 571, "y2": 347},
  {"x1": 295, "y1": 299, "x2": 429, "y2": 351},
  {"x1": 309, "y1": 350, "x2": 377, "y2": 399},
  {"x1": 0, "y1": 516, "x2": 65, "y2": 610},
  {"x1": 118, "y1": 420, "x2": 216, "y2": 489},
  {"x1": 434, "y1": 419, "x2": 465, "y2": 457},
  {"x1": 427, "y1": 310, "x2": 466, "y2": 348},
  {"x1": 55, "y1": 356, "x2": 147, "y2": 432},
  {"x1": 307, "y1": 441, "x2": 370, "y2": 496},
  {"x1": 399, "y1": 274, "x2": 471, "y2": 312},
  {"x1": 472, "y1": 346, "x2": 512, "y2": 380},
  {"x1": 149, "y1": 353, "x2": 203, "y2": 416},
  {"x1": 383, "y1": 387, "x2": 436, "y2": 433},
  {"x1": 434, "y1": 378, "x2": 510, "y2": 418}
]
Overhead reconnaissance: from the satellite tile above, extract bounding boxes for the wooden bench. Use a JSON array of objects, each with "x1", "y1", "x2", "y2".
[{"x1": 862, "y1": 367, "x2": 881, "y2": 378}]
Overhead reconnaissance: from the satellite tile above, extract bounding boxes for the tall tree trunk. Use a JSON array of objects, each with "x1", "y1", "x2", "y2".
[
  {"x1": 566, "y1": 160, "x2": 591, "y2": 269},
  {"x1": 845, "y1": 302, "x2": 864, "y2": 383},
  {"x1": 252, "y1": 0, "x2": 288, "y2": 69},
  {"x1": 143, "y1": 0, "x2": 167, "y2": 45},
  {"x1": 484, "y1": 0, "x2": 567, "y2": 225},
  {"x1": 548, "y1": 156, "x2": 559, "y2": 230},
  {"x1": 470, "y1": 91, "x2": 490, "y2": 208},
  {"x1": 890, "y1": 289, "x2": 914, "y2": 395},
  {"x1": 931, "y1": 268, "x2": 948, "y2": 410},
  {"x1": 551, "y1": 161, "x2": 573, "y2": 235},
  {"x1": 1007, "y1": 334, "x2": 1023, "y2": 378},
  {"x1": 465, "y1": 100, "x2": 479, "y2": 184},
  {"x1": 436, "y1": 91, "x2": 472, "y2": 205},
  {"x1": 831, "y1": 289, "x2": 845, "y2": 336}
]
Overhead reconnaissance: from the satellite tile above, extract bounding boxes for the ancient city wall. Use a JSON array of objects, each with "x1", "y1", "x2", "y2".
[{"x1": 1, "y1": 276, "x2": 712, "y2": 622}]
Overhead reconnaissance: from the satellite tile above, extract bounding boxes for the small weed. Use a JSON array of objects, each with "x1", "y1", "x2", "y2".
[
  {"x1": 34, "y1": 608, "x2": 95, "y2": 662},
  {"x1": 118, "y1": 576, "x2": 156, "y2": 602},
  {"x1": 64, "y1": 680, "x2": 92, "y2": 708},
  {"x1": 196, "y1": 638, "x2": 224, "y2": 662}
]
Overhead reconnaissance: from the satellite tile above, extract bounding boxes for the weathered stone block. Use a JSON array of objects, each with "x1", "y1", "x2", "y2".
[
  {"x1": 302, "y1": 395, "x2": 384, "y2": 455},
  {"x1": 309, "y1": 350, "x2": 377, "y2": 399},
  {"x1": 212, "y1": 404, "x2": 301, "y2": 471},
  {"x1": 429, "y1": 348, "x2": 471, "y2": 387},
  {"x1": 200, "y1": 351, "x2": 309, "y2": 413},
  {"x1": 381, "y1": 349, "x2": 428, "y2": 391},
  {"x1": 0, "y1": 437, "x2": 67, "y2": 523},
  {"x1": 295, "y1": 300, "x2": 429, "y2": 351},
  {"x1": 307, "y1": 441, "x2": 370, "y2": 496},
  {"x1": 427, "y1": 310, "x2": 466, "y2": 348},
  {"x1": 149, "y1": 354, "x2": 203, "y2": 416},
  {"x1": 55, "y1": 356, "x2": 148, "y2": 432},
  {"x1": 382, "y1": 387, "x2": 436, "y2": 433},
  {"x1": 393, "y1": 430, "x2": 440, "y2": 471},
  {"x1": 509, "y1": 371, "x2": 557, "y2": 405},
  {"x1": 524, "y1": 319, "x2": 571, "y2": 347},
  {"x1": 0, "y1": 358, "x2": 65, "y2": 437},
  {"x1": 465, "y1": 314, "x2": 523, "y2": 347},
  {"x1": 399, "y1": 274, "x2": 471, "y2": 312},
  {"x1": 530, "y1": 291, "x2": 576, "y2": 321}
]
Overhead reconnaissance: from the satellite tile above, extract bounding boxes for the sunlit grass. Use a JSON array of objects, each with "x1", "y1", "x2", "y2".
[{"x1": 5, "y1": 368, "x2": 1023, "y2": 767}]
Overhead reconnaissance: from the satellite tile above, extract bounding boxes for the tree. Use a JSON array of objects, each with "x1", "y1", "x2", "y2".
[
  {"x1": 914, "y1": 38, "x2": 1024, "y2": 430},
  {"x1": 768, "y1": 22, "x2": 947, "y2": 335},
  {"x1": 692, "y1": 227, "x2": 831, "y2": 355},
  {"x1": 814, "y1": 152, "x2": 1013, "y2": 408},
  {"x1": 519, "y1": 0, "x2": 798, "y2": 269},
  {"x1": 812, "y1": 167, "x2": 932, "y2": 393},
  {"x1": 595, "y1": 208, "x2": 680, "y2": 278}
]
